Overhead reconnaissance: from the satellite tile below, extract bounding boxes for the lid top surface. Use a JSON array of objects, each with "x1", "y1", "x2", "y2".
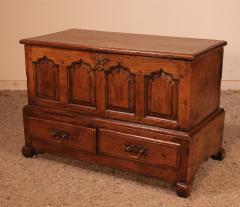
[{"x1": 20, "y1": 29, "x2": 227, "y2": 60}]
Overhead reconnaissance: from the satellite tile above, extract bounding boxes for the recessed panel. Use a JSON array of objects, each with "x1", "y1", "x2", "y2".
[
  {"x1": 105, "y1": 65, "x2": 135, "y2": 113},
  {"x1": 146, "y1": 70, "x2": 178, "y2": 119},
  {"x1": 68, "y1": 60, "x2": 96, "y2": 107},
  {"x1": 33, "y1": 56, "x2": 59, "y2": 101}
]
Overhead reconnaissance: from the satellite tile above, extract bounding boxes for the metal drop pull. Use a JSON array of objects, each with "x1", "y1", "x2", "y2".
[
  {"x1": 125, "y1": 144, "x2": 148, "y2": 159},
  {"x1": 50, "y1": 128, "x2": 69, "y2": 143}
]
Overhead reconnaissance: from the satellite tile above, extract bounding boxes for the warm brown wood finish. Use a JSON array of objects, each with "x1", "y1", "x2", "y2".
[
  {"x1": 20, "y1": 29, "x2": 227, "y2": 198},
  {"x1": 99, "y1": 129, "x2": 180, "y2": 168},
  {"x1": 27, "y1": 117, "x2": 96, "y2": 153},
  {"x1": 189, "y1": 48, "x2": 224, "y2": 128},
  {"x1": 105, "y1": 65, "x2": 135, "y2": 113},
  {"x1": 33, "y1": 56, "x2": 60, "y2": 101},
  {"x1": 20, "y1": 29, "x2": 226, "y2": 60},
  {"x1": 68, "y1": 60, "x2": 96, "y2": 107},
  {"x1": 145, "y1": 70, "x2": 178, "y2": 119}
]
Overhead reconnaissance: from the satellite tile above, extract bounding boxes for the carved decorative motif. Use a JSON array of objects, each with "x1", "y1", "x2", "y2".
[
  {"x1": 105, "y1": 64, "x2": 135, "y2": 113},
  {"x1": 68, "y1": 60, "x2": 96, "y2": 107},
  {"x1": 94, "y1": 55, "x2": 109, "y2": 71},
  {"x1": 145, "y1": 69, "x2": 178, "y2": 119},
  {"x1": 33, "y1": 56, "x2": 59, "y2": 101}
]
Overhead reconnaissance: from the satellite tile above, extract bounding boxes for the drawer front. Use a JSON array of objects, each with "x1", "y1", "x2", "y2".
[
  {"x1": 27, "y1": 117, "x2": 96, "y2": 153},
  {"x1": 99, "y1": 129, "x2": 180, "y2": 168}
]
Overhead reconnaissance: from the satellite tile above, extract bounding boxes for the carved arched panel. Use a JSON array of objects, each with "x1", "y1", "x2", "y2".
[
  {"x1": 68, "y1": 60, "x2": 96, "y2": 107},
  {"x1": 105, "y1": 65, "x2": 135, "y2": 113},
  {"x1": 33, "y1": 56, "x2": 59, "y2": 100},
  {"x1": 145, "y1": 70, "x2": 178, "y2": 119}
]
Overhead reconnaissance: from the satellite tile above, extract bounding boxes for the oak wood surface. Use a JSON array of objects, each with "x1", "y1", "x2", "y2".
[
  {"x1": 23, "y1": 105, "x2": 189, "y2": 139},
  {"x1": 20, "y1": 30, "x2": 227, "y2": 198},
  {"x1": 188, "y1": 109, "x2": 225, "y2": 182},
  {"x1": 26, "y1": 46, "x2": 180, "y2": 129},
  {"x1": 32, "y1": 139, "x2": 179, "y2": 182},
  {"x1": 33, "y1": 56, "x2": 60, "y2": 100},
  {"x1": 99, "y1": 129, "x2": 180, "y2": 168},
  {"x1": 68, "y1": 60, "x2": 96, "y2": 107},
  {"x1": 28, "y1": 117, "x2": 96, "y2": 153},
  {"x1": 189, "y1": 48, "x2": 223, "y2": 128},
  {"x1": 20, "y1": 29, "x2": 227, "y2": 60},
  {"x1": 22, "y1": 107, "x2": 225, "y2": 197}
]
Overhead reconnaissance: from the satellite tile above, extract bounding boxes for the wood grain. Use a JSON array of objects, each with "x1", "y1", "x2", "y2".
[
  {"x1": 20, "y1": 29, "x2": 227, "y2": 60},
  {"x1": 106, "y1": 65, "x2": 135, "y2": 113},
  {"x1": 99, "y1": 129, "x2": 181, "y2": 168},
  {"x1": 20, "y1": 30, "x2": 227, "y2": 197},
  {"x1": 28, "y1": 117, "x2": 96, "y2": 153},
  {"x1": 189, "y1": 48, "x2": 223, "y2": 129},
  {"x1": 68, "y1": 60, "x2": 96, "y2": 107},
  {"x1": 33, "y1": 56, "x2": 60, "y2": 101},
  {"x1": 146, "y1": 70, "x2": 178, "y2": 119}
]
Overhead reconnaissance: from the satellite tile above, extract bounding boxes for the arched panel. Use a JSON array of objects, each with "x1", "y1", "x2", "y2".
[
  {"x1": 68, "y1": 60, "x2": 96, "y2": 107},
  {"x1": 145, "y1": 69, "x2": 178, "y2": 119},
  {"x1": 106, "y1": 65, "x2": 135, "y2": 113},
  {"x1": 33, "y1": 56, "x2": 59, "y2": 101}
]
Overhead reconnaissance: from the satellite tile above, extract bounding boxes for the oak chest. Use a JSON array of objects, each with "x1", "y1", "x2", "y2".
[{"x1": 20, "y1": 29, "x2": 227, "y2": 197}]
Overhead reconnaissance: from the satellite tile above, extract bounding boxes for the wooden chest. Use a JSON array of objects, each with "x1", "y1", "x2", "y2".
[{"x1": 20, "y1": 29, "x2": 227, "y2": 197}]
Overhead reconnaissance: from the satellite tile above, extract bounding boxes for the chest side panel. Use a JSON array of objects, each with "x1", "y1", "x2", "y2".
[{"x1": 189, "y1": 48, "x2": 223, "y2": 129}]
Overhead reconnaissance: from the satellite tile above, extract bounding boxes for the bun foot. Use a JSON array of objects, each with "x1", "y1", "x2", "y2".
[
  {"x1": 22, "y1": 145, "x2": 35, "y2": 158},
  {"x1": 211, "y1": 148, "x2": 225, "y2": 161},
  {"x1": 176, "y1": 182, "x2": 192, "y2": 198}
]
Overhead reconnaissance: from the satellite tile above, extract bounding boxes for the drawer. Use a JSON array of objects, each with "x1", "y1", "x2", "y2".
[
  {"x1": 99, "y1": 129, "x2": 180, "y2": 168},
  {"x1": 27, "y1": 117, "x2": 96, "y2": 153}
]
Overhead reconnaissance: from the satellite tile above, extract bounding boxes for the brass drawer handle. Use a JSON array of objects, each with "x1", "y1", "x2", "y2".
[
  {"x1": 125, "y1": 144, "x2": 148, "y2": 159},
  {"x1": 50, "y1": 128, "x2": 69, "y2": 143}
]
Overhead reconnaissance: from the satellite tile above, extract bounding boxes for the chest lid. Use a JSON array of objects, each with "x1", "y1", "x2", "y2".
[{"x1": 20, "y1": 29, "x2": 227, "y2": 60}]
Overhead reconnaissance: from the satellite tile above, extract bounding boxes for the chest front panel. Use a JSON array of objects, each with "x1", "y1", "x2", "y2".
[{"x1": 26, "y1": 46, "x2": 184, "y2": 129}]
